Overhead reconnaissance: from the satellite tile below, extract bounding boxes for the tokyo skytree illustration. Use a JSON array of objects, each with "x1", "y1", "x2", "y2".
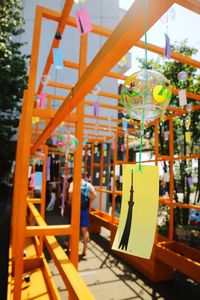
[{"x1": 118, "y1": 171, "x2": 135, "y2": 250}]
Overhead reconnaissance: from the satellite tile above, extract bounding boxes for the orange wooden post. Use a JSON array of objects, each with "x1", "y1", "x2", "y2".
[
  {"x1": 70, "y1": 34, "x2": 88, "y2": 269},
  {"x1": 12, "y1": 6, "x2": 43, "y2": 298}
]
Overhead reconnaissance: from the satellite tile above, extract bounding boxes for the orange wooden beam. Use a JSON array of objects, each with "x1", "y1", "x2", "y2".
[
  {"x1": 37, "y1": 0, "x2": 74, "y2": 94},
  {"x1": 175, "y1": 0, "x2": 200, "y2": 15}
]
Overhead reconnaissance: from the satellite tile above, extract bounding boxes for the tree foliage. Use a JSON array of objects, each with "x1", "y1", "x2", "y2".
[{"x1": 0, "y1": 0, "x2": 28, "y2": 160}]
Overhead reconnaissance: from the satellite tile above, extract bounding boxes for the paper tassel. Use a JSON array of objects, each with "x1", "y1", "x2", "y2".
[
  {"x1": 93, "y1": 102, "x2": 100, "y2": 116},
  {"x1": 164, "y1": 33, "x2": 171, "y2": 59},
  {"x1": 39, "y1": 93, "x2": 46, "y2": 108},
  {"x1": 75, "y1": 8, "x2": 92, "y2": 35},
  {"x1": 53, "y1": 48, "x2": 64, "y2": 70},
  {"x1": 121, "y1": 144, "x2": 124, "y2": 152},
  {"x1": 178, "y1": 89, "x2": 187, "y2": 106}
]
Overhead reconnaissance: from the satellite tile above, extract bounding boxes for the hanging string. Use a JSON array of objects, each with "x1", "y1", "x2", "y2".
[{"x1": 131, "y1": 0, "x2": 148, "y2": 174}]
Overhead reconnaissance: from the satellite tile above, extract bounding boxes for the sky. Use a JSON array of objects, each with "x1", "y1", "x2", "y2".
[{"x1": 119, "y1": 0, "x2": 200, "y2": 73}]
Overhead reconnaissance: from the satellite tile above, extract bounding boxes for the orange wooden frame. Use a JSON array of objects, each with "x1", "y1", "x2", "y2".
[{"x1": 10, "y1": 0, "x2": 200, "y2": 298}]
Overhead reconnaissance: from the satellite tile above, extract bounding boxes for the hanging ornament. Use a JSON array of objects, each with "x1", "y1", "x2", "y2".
[
  {"x1": 160, "y1": 114, "x2": 166, "y2": 122},
  {"x1": 160, "y1": 7, "x2": 176, "y2": 24},
  {"x1": 186, "y1": 103, "x2": 192, "y2": 113},
  {"x1": 178, "y1": 71, "x2": 188, "y2": 83},
  {"x1": 74, "y1": 0, "x2": 86, "y2": 3},
  {"x1": 41, "y1": 74, "x2": 50, "y2": 85},
  {"x1": 92, "y1": 84, "x2": 101, "y2": 95},
  {"x1": 57, "y1": 133, "x2": 78, "y2": 156},
  {"x1": 185, "y1": 116, "x2": 191, "y2": 129},
  {"x1": 120, "y1": 70, "x2": 171, "y2": 122}
]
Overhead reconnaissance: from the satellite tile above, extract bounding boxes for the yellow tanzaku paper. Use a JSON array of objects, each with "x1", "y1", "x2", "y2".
[{"x1": 112, "y1": 164, "x2": 159, "y2": 259}]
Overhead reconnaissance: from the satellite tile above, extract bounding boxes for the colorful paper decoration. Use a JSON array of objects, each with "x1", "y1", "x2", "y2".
[
  {"x1": 160, "y1": 7, "x2": 176, "y2": 24},
  {"x1": 104, "y1": 150, "x2": 107, "y2": 157},
  {"x1": 74, "y1": 8, "x2": 92, "y2": 35},
  {"x1": 185, "y1": 116, "x2": 191, "y2": 129},
  {"x1": 112, "y1": 165, "x2": 159, "y2": 258},
  {"x1": 39, "y1": 93, "x2": 46, "y2": 108},
  {"x1": 120, "y1": 70, "x2": 171, "y2": 121},
  {"x1": 93, "y1": 102, "x2": 100, "y2": 116},
  {"x1": 53, "y1": 48, "x2": 64, "y2": 70},
  {"x1": 164, "y1": 33, "x2": 171, "y2": 59},
  {"x1": 187, "y1": 177, "x2": 193, "y2": 187},
  {"x1": 51, "y1": 137, "x2": 57, "y2": 145},
  {"x1": 103, "y1": 144, "x2": 107, "y2": 150},
  {"x1": 102, "y1": 177, "x2": 106, "y2": 184},
  {"x1": 178, "y1": 89, "x2": 187, "y2": 106}
]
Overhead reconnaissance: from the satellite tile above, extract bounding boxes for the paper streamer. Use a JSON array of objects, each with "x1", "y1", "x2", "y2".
[
  {"x1": 164, "y1": 131, "x2": 169, "y2": 141},
  {"x1": 164, "y1": 33, "x2": 171, "y2": 59},
  {"x1": 75, "y1": 8, "x2": 92, "y2": 35},
  {"x1": 185, "y1": 131, "x2": 191, "y2": 143},
  {"x1": 111, "y1": 142, "x2": 115, "y2": 151},
  {"x1": 178, "y1": 89, "x2": 187, "y2": 106},
  {"x1": 53, "y1": 48, "x2": 64, "y2": 70},
  {"x1": 122, "y1": 118, "x2": 128, "y2": 132},
  {"x1": 51, "y1": 137, "x2": 57, "y2": 145},
  {"x1": 187, "y1": 177, "x2": 193, "y2": 187},
  {"x1": 61, "y1": 177, "x2": 66, "y2": 217},
  {"x1": 39, "y1": 93, "x2": 46, "y2": 108},
  {"x1": 46, "y1": 156, "x2": 51, "y2": 181},
  {"x1": 93, "y1": 102, "x2": 100, "y2": 116},
  {"x1": 112, "y1": 165, "x2": 159, "y2": 259},
  {"x1": 29, "y1": 173, "x2": 35, "y2": 188}
]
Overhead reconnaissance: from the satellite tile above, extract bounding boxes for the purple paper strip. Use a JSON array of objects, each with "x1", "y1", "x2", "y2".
[
  {"x1": 164, "y1": 33, "x2": 171, "y2": 59},
  {"x1": 46, "y1": 156, "x2": 51, "y2": 181},
  {"x1": 94, "y1": 102, "x2": 100, "y2": 116},
  {"x1": 187, "y1": 177, "x2": 193, "y2": 187}
]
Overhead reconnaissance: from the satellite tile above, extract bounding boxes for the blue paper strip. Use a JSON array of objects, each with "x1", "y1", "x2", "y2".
[{"x1": 53, "y1": 48, "x2": 64, "y2": 70}]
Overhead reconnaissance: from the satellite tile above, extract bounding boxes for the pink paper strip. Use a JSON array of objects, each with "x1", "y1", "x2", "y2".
[
  {"x1": 75, "y1": 8, "x2": 92, "y2": 35},
  {"x1": 29, "y1": 173, "x2": 35, "y2": 188},
  {"x1": 39, "y1": 93, "x2": 46, "y2": 108}
]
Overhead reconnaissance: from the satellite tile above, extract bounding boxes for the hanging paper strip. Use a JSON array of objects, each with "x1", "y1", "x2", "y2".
[
  {"x1": 178, "y1": 89, "x2": 187, "y2": 106},
  {"x1": 164, "y1": 131, "x2": 169, "y2": 141},
  {"x1": 61, "y1": 177, "x2": 66, "y2": 217},
  {"x1": 185, "y1": 131, "x2": 191, "y2": 143},
  {"x1": 74, "y1": 8, "x2": 92, "y2": 35},
  {"x1": 122, "y1": 118, "x2": 128, "y2": 132},
  {"x1": 53, "y1": 48, "x2": 64, "y2": 70},
  {"x1": 29, "y1": 173, "x2": 35, "y2": 188},
  {"x1": 187, "y1": 177, "x2": 193, "y2": 187},
  {"x1": 104, "y1": 144, "x2": 107, "y2": 150},
  {"x1": 93, "y1": 102, "x2": 100, "y2": 116},
  {"x1": 46, "y1": 156, "x2": 51, "y2": 181},
  {"x1": 112, "y1": 164, "x2": 159, "y2": 259},
  {"x1": 164, "y1": 33, "x2": 171, "y2": 59},
  {"x1": 51, "y1": 137, "x2": 57, "y2": 145},
  {"x1": 39, "y1": 93, "x2": 46, "y2": 108},
  {"x1": 111, "y1": 142, "x2": 115, "y2": 151}
]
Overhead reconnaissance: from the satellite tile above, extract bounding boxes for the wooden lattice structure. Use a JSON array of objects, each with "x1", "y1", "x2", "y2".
[{"x1": 10, "y1": 0, "x2": 200, "y2": 299}]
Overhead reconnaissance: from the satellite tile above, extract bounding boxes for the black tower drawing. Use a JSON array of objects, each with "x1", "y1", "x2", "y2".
[
  {"x1": 78, "y1": 14, "x2": 84, "y2": 34},
  {"x1": 118, "y1": 171, "x2": 135, "y2": 250}
]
